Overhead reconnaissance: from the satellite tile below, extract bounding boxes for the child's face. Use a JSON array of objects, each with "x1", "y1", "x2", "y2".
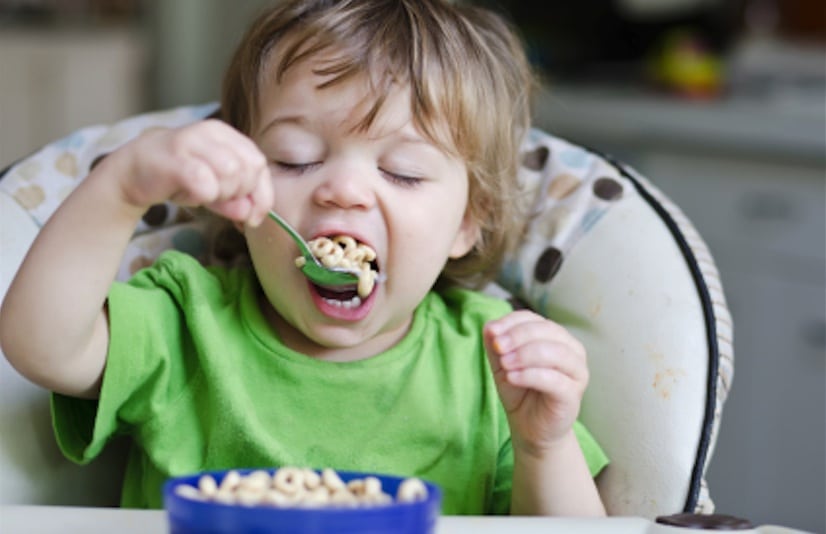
[{"x1": 242, "y1": 52, "x2": 478, "y2": 361}]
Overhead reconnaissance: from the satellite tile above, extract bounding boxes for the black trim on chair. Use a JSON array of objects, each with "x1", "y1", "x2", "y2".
[
  {"x1": 597, "y1": 152, "x2": 719, "y2": 513},
  {"x1": 0, "y1": 160, "x2": 19, "y2": 181}
]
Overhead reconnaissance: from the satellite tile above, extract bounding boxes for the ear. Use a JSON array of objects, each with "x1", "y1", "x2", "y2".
[{"x1": 448, "y1": 210, "x2": 480, "y2": 259}]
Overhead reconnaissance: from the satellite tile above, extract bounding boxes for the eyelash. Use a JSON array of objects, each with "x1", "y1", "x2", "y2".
[
  {"x1": 271, "y1": 161, "x2": 424, "y2": 188},
  {"x1": 381, "y1": 169, "x2": 423, "y2": 188},
  {"x1": 272, "y1": 161, "x2": 319, "y2": 174}
]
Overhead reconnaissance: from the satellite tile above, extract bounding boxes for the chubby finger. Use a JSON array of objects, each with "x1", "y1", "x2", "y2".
[
  {"x1": 485, "y1": 310, "x2": 585, "y2": 359},
  {"x1": 485, "y1": 309, "x2": 563, "y2": 345},
  {"x1": 483, "y1": 322, "x2": 511, "y2": 378},
  {"x1": 247, "y1": 164, "x2": 274, "y2": 226},
  {"x1": 504, "y1": 365, "x2": 582, "y2": 401},
  {"x1": 208, "y1": 196, "x2": 254, "y2": 222},
  {"x1": 484, "y1": 310, "x2": 546, "y2": 378},
  {"x1": 498, "y1": 339, "x2": 589, "y2": 385},
  {"x1": 169, "y1": 158, "x2": 220, "y2": 206},
  {"x1": 187, "y1": 121, "x2": 268, "y2": 200},
  {"x1": 208, "y1": 163, "x2": 273, "y2": 225}
]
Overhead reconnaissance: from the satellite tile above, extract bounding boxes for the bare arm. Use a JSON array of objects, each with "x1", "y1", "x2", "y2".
[
  {"x1": 0, "y1": 120, "x2": 272, "y2": 398},
  {"x1": 0, "y1": 160, "x2": 145, "y2": 398},
  {"x1": 484, "y1": 310, "x2": 606, "y2": 516},
  {"x1": 510, "y1": 430, "x2": 605, "y2": 515}
]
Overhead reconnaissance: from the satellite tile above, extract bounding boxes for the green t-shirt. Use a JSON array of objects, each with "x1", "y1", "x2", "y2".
[{"x1": 52, "y1": 251, "x2": 608, "y2": 514}]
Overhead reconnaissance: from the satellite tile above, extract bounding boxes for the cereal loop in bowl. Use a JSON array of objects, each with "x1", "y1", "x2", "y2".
[{"x1": 163, "y1": 467, "x2": 441, "y2": 534}]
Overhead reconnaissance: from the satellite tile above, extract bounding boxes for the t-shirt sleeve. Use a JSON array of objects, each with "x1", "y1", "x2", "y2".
[
  {"x1": 51, "y1": 394, "x2": 106, "y2": 464},
  {"x1": 490, "y1": 436, "x2": 514, "y2": 515},
  {"x1": 52, "y1": 253, "x2": 197, "y2": 464}
]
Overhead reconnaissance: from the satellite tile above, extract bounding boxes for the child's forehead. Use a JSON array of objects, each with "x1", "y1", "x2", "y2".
[
  {"x1": 262, "y1": 35, "x2": 397, "y2": 91},
  {"x1": 258, "y1": 42, "x2": 458, "y2": 155}
]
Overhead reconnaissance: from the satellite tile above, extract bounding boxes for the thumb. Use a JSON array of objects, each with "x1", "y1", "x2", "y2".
[
  {"x1": 484, "y1": 319, "x2": 527, "y2": 413},
  {"x1": 483, "y1": 321, "x2": 504, "y2": 376}
]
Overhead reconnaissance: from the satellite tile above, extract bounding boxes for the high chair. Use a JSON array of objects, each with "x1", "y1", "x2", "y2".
[{"x1": 0, "y1": 105, "x2": 732, "y2": 519}]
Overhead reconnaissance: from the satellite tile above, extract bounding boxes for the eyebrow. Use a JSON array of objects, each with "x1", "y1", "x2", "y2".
[{"x1": 256, "y1": 115, "x2": 306, "y2": 138}]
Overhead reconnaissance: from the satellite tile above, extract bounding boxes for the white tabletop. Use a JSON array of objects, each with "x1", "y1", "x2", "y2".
[{"x1": 0, "y1": 506, "x2": 811, "y2": 534}]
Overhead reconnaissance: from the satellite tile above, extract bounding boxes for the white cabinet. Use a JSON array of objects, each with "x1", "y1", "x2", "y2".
[
  {"x1": 707, "y1": 266, "x2": 824, "y2": 530},
  {"x1": 0, "y1": 28, "x2": 147, "y2": 169},
  {"x1": 642, "y1": 153, "x2": 825, "y2": 271}
]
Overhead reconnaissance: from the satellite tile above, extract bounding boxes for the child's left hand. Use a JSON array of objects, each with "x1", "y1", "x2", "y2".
[{"x1": 483, "y1": 310, "x2": 589, "y2": 457}]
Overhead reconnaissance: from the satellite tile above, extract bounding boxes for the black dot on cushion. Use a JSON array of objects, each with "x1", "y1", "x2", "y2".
[
  {"x1": 507, "y1": 297, "x2": 530, "y2": 311},
  {"x1": 142, "y1": 204, "x2": 169, "y2": 226},
  {"x1": 89, "y1": 153, "x2": 110, "y2": 171},
  {"x1": 593, "y1": 177, "x2": 623, "y2": 201},
  {"x1": 212, "y1": 224, "x2": 248, "y2": 261},
  {"x1": 534, "y1": 246, "x2": 563, "y2": 283},
  {"x1": 521, "y1": 146, "x2": 550, "y2": 171}
]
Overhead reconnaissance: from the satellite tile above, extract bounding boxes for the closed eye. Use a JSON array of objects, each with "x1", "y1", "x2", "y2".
[
  {"x1": 271, "y1": 161, "x2": 321, "y2": 175},
  {"x1": 381, "y1": 169, "x2": 423, "y2": 188}
]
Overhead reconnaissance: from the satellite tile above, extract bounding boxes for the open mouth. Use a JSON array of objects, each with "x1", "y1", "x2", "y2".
[
  {"x1": 315, "y1": 284, "x2": 368, "y2": 309},
  {"x1": 302, "y1": 235, "x2": 381, "y2": 307}
]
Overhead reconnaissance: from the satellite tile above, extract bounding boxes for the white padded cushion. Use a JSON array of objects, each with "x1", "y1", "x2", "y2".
[
  {"x1": 533, "y1": 187, "x2": 708, "y2": 517},
  {"x1": 495, "y1": 130, "x2": 730, "y2": 517}
]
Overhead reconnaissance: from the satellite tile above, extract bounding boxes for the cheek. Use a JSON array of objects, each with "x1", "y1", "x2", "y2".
[
  {"x1": 389, "y1": 224, "x2": 454, "y2": 280},
  {"x1": 245, "y1": 226, "x2": 293, "y2": 275}
]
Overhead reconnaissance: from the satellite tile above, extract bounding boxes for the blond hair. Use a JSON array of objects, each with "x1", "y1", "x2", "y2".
[{"x1": 221, "y1": 0, "x2": 534, "y2": 288}]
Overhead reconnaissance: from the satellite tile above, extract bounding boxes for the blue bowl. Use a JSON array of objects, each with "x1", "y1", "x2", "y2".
[{"x1": 163, "y1": 469, "x2": 442, "y2": 534}]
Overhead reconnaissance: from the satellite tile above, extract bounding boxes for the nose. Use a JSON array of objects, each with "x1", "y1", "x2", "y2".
[{"x1": 312, "y1": 162, "x2": 376, "y2": 210}]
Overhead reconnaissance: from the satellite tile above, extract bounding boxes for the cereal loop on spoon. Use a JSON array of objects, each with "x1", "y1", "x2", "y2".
[{"x1": 295, "y1": 236, "x2": 379, "y2": 298}]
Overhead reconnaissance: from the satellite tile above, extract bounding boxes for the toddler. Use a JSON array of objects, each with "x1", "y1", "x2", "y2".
[{"x1": 0, "y1": 0, "x2": 608, "y2": 515}]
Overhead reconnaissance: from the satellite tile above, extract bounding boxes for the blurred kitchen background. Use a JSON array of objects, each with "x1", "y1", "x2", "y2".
[{"x1": 0, "y1": 0, "x2": 823, "y2": 531}]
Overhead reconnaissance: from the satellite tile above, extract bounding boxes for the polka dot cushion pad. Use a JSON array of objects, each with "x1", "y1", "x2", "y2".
[
  {"x1": 0, "y1": 104, "x2": 219, "y2": 281},
  {"x1": 0, "y1": 105, "x2": 627, "y2": 288},
  {"x1": 498, "y1": 128, "x2": 628, "y2": 310}
]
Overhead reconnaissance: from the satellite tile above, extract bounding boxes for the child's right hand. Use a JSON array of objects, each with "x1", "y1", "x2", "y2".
[
  {"x1": 0, "y1": 119, "x2": 274, "y2": 398},
  {"x1": 111, "y1": 119, "x2": 273, "y2": 226}
]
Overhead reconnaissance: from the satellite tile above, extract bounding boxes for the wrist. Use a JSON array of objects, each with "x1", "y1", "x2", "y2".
[
  {"x1": 89, "y1": 148, "x2": 152, "y2": 217},
  {"x1": 510, "y1": 429, "x2": 605, "y2": 516},
  {"x1": 513, "y1": 428, "x2": 578, "y2": 463}
]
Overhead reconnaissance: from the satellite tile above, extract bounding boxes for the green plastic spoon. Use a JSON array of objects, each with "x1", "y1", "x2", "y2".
[{"x1": 267, "y1": 210, "x2": 361, "y2": 287}]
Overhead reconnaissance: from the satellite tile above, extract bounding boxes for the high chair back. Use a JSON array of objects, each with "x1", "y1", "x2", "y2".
[{"x1": 0, "y1": 106, "x2": 732, "y2": 518}]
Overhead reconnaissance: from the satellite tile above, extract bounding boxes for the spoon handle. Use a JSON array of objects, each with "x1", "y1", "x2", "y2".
[
  {"x1": 267, "y1": 210, "x2": 316, "y2": 263},
  {"x1": 266, "y1": 209, "x2": 360, "y2": 287}
]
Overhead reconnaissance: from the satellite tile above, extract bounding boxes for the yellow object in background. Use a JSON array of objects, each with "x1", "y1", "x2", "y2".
[{"x1": 648, "y1": 29, "x2": 725, "y2": 99}]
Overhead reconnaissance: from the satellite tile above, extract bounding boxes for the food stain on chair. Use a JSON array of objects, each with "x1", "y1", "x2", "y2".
[
  {"x1": 647, "y1": 345, "x2": 687, "y2": 400},
  {"x1": 589, "y1": 298, "x2": 602, "y2": 319},
  {"x1": 652, "y1": 368, "x2": 687, "y2": 400},
  {"x1": 12, "y1": 160, "x2": 42, "y2": 181},
  {"x1": 54, "y1": 152, "x2": 78, "y2": 178},
  {"x1": 545, "y1": 173, "x2": 581, "y2": 200},
  {"x1": 12, "y1": 184, "x2": 45, "y2": 210}
]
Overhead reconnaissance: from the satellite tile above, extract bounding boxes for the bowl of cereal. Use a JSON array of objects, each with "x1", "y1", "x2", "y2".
[{"x1": 163, "y1": 467, "x2": 441, "y2": 533}]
